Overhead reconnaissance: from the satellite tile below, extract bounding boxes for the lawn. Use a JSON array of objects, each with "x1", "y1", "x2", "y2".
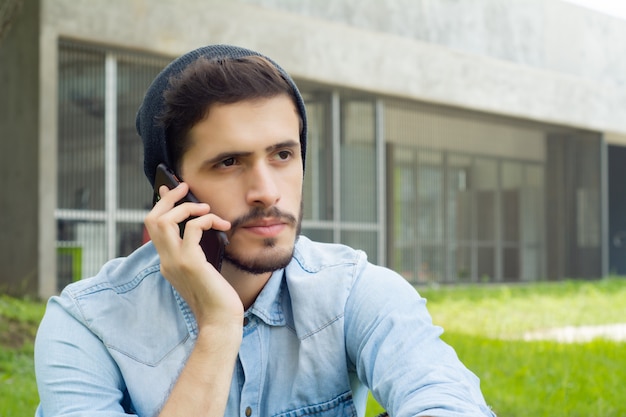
[
  {"x1": 0, "y1": 295, "x2": 46, "y2": 417},
  {"x1": 2, "y1": 278, "x2": 625, "y2": 416},
  {"x1": 367, "y1": 277, "x2": 626, "y2": 417}
]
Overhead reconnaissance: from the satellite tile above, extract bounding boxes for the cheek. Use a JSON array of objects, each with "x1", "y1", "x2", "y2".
[
  {"x1": 189, "y1": 181, "x2": 237, "y2": 217},
  {"x1": 283, "y1": 171, "x2": 303, "y2": 200},
  {"x1": 193, "y1": 168, "x2": 303, "y2": 218}
]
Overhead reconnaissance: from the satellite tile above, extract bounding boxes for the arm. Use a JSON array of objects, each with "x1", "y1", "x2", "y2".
[
  {"x1": 345, "y1": 264, "x2": 496, "y2": 417},
  {"x1": 157, "y1": 324, "x2": 241, "y2": 416},
  {"x1": 35, "y1": 290, "x2": 241, "y2": 417},
  {"x1": 145, "y1": 183, "x2": 243, "y2": 417},
  {"x1": 35, "y1": 298, "x2": 132, "y2": 417},
  {"x1": 36, "y1": 183, "x2": 241, "y2": 417}
]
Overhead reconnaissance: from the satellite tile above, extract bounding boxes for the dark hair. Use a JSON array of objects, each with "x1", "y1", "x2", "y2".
[{"x1": 158, "y1": 55, "x2": 302, "y2": 174}]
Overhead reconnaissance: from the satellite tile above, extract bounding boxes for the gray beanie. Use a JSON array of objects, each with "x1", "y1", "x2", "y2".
[{"x1": 136, "y1": 44, "x2": 307, "y2": 186}]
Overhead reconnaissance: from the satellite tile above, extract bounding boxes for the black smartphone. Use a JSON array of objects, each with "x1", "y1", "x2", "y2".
[{"x1": 153, "y1": 163, "x2": 229, "y2": 272}]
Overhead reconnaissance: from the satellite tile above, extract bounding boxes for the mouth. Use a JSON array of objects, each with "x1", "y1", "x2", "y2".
[
  {"x1": 240, "y1": 218, "x2": 289, "y2": 238},
  {"x1": 229, "y1": 206, "x2": 299, "y2": 240}
]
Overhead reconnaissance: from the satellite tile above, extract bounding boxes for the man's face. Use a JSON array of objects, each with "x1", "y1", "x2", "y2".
[{"x1": 180, "y1": 95, "x2": 303, "y2": 274}]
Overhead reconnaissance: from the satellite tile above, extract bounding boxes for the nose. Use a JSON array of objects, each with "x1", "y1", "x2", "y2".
[{"x1": 245, "y1": 162, "x2": 281, "y2": 208}]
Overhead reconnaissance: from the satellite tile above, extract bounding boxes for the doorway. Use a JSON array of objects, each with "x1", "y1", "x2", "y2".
[{"x1": 608, "y1": 144, "x2": 626, "y2": 275}]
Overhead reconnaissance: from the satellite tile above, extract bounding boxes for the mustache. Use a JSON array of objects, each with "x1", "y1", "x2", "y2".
[{"x1": 229, "y1": 206, "x2": 298, "y2": 233}]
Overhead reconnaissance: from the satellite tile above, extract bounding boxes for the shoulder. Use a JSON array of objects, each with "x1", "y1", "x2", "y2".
[
  {"x1": 285, "y1": 236, "x2": 409, "y2": 314},
  {"x1": 287, "y1": 235, "x2": 373, "y2": 301},
  {"x1": 283, "y1": 236, "x2": 372, "y2": 337},
  {"x1": 52, "y1": 242, "x2": 180, "y2": 336},
  {"x1": 291, "y1": 235, "x2": 366, "y2": 273},
  {"x1": 290, "y1": 235, "x2": 409, "y2": 290},
  {"x1": 62, "y1": 241, "x2": 162, "y2": 299},
  {"x1": 44, "y1": 242, "x2": 189, "y2": 363}
]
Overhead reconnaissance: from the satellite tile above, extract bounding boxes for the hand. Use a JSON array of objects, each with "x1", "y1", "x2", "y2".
[{"x1": 144, "y1": 182, "x2": 244, "y2": 329}]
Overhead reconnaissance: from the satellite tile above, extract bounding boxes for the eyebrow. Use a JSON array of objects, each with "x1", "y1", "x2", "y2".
[
  {"x1": 265, "y1": 140, "x2": 300, "y2": 154},
  {"x1": 201, "y1": 139, "x2": 300, "y2": 167}
]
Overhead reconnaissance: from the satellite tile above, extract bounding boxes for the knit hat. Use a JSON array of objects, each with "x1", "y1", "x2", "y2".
[{"x1": 136, "y1": 44, "x2": 307, "y2": 186}]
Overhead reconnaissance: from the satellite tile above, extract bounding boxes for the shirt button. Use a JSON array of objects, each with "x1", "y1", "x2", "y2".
[{"x1": 245, "y1": 406, "x2": 252, "y2": 416}]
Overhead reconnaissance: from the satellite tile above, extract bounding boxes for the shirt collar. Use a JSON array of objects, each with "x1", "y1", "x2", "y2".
[
  {"x1": 173, "y1": 267, "x2": 288, "y2": 337},
  {"x1": 245, "y1": 268, "x2": 287, "y2": 327}
]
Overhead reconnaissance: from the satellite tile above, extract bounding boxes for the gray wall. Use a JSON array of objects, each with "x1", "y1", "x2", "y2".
[
  {"x1": 39, "y1": 0, "x2": 626, "y2": 137},
  {"x1": 239, "y1": 0, "x2": 626, "y2": 136},
  {"x1": 0, "y1": 0, "x2": 43, "y2": 296},
  {"x1": 243, "y1": 0, "x2": 626, "y2": 88}
]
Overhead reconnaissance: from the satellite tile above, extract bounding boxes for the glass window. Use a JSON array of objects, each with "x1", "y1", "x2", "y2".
[
  {"x1": 502, "y1": 161, "x2": 523, "y2": 243},
  {"x1": 545, "y1": 132, "x2": 601, "y2": 278},
  {"x1": 341, "y1": 100, "x2": 377, "y2": 223},
  {"x1": 302, "y1": 92, "x2": 333, "y2": 222},
  {"x1": 57, "y1": 220, "x2": 108, "y2": 290},
  {"x1": 503, "y1": 247, "x2": 520, "y2": 280},
  {"x1": 57, "y1": 41, "x2": 172, "y2": 282},
  {"x1": 383, "y1": 98, "x2": 555, "y2": 282},
  {"x1": 341, "y1": 231, "x2": 378, "y2": 264},
  {"x1": 477, "y1": 246, "x2": 495, "y2": 282},
  {"x1": 448, "y1": 155, "x2": 472, "y2": 242},
  {"x1": 300, "y1": 227, "x2": 333, "y2": 244},
  {"x1": 117, "y1": 222, "x2": 145, "y2": 257},
  {"x1": 520, "y1": 164, "x2": 544, "y2": 280},
  {"x1": 58, "y1": 44, "x2": 106, "y2": 211},
  {"x1": 450, "y1": 245, "x2": 472, "y2": 282},
  {"x1": 391, "y1": 150, "x2": 418, "y2": 282},
  {"x1": 56, "y1": 43, "x2": 607, "y2": 285},
  {"x1": 418, "y1": 152, "x2": 443, "y2": 242},
  {"x1": 474, "y1": 158, "x2": 497, "y2": 242},
  {"x1": 116, "y1": 56, "x2": 167, "y2": 211}
]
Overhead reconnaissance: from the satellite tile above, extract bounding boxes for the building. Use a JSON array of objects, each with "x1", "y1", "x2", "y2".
[{"x1": 2, "y1": 0, "x2": 626, "y2": 299}]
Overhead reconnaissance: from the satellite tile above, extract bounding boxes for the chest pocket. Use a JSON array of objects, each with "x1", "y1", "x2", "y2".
[{"x1": 273, "y1": 392, "x2": 357, "y2": 417}]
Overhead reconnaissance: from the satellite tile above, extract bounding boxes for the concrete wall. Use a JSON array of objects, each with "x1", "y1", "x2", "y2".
[
  {"x1": 40, "y1": 0, "x2": 626, "y2": 135},
  {"x1": 242, "y1": 0, "x2": 626, "y2": 138},
  {"x1": 0, "y1": 0, "x2": 42, "y2": 296},
  {"x1": 243, "y1": 0, "x2": 626, "y2": 87}
]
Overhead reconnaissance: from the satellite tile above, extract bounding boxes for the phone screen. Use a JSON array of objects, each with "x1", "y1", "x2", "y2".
[{"x1": 153, "y1": 163, "x2": 229, "y2": 271}]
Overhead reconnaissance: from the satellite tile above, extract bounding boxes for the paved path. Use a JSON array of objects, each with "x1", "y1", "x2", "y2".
[{"x1": 523, "y1": 323, "x2": 626, "y2": 343}]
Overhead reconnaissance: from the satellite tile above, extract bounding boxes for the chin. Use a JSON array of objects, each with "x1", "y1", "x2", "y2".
[{"x1": 224, "y1": 237, "x2": 296, "y2": 275}]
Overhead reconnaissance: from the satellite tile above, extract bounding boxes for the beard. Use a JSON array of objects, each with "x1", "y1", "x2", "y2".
[{"x1": 223, "y1": 203, "x2": 303, "y2": 275}]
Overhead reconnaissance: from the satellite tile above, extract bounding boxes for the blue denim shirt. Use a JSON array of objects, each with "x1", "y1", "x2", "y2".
[{"x1": 35, "y1": 236, "x2": 495, "y2": 417}]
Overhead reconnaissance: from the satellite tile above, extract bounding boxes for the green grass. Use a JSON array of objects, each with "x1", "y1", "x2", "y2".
[
  {"x1": 365, "y1": 277, "x2": 626, "y2": 417},
  {"x1": 441, "y1": 334, "x2": 625, "y2": 417},
  {"x1": 0, "y1": 295, "x2": 46, "y2": 417},
  {"x1": 420, "y1": 278, "x2": 626, "y2": 338},
  {"x1": 3, "y1": 279, "x2": 626, "y2": 417}
]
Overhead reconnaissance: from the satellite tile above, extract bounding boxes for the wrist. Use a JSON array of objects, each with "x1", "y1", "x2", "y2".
[{"x1": 196, "y1": 320, "x2": 243, "y2": 348}]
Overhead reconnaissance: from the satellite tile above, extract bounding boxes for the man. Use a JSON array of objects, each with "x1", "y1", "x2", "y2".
[{"x1": 35, "y1": 44, "x2": 496, "y2": 417}]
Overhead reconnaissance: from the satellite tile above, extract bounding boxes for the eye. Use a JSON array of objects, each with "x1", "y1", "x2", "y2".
[
  {"x1": 275, "y1": 150, "x2": 293, "y2": 161},
  {"x1": 218, "y1": 157, "x2": 237, "y2": 168}
]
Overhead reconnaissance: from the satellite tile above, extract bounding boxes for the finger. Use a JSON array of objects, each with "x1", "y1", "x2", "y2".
[
  {"x1": 146, "y1": 201, "x2": 210, "y2": 245},
  {"x1": 150, "y1": 184, "x2": 211, "y2": 227},
  {"x1": 154, "y1": 182, "x2": 190, "y2": 210},
  {"x1": 180, "y1": 213, "x2": 231, "y2": 244},
  {"x1": 162, "y1": 201, "x2": 211, "y2": 225},
  {"x1": 147, "y1": 184, "x2": 190, "y2": 230}
]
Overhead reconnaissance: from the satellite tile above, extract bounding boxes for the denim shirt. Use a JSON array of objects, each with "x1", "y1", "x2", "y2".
[{"x1": 35, "y1": 236, "x2": 495, "y2": 417}]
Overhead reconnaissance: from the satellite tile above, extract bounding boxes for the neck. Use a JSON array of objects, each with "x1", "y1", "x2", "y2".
[{"x1": 220, "y1": 262, "x2": 272, "y2": 310}]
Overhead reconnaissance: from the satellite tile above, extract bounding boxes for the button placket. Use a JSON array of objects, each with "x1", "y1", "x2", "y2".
[{"x1": 239, "y1": 318, "x2": 263, "y2": 417}]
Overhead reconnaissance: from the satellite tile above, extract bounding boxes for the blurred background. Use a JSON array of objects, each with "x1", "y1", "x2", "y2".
[{"x1": 2, "y1": 0, "x2": 626, "y2": 298}]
